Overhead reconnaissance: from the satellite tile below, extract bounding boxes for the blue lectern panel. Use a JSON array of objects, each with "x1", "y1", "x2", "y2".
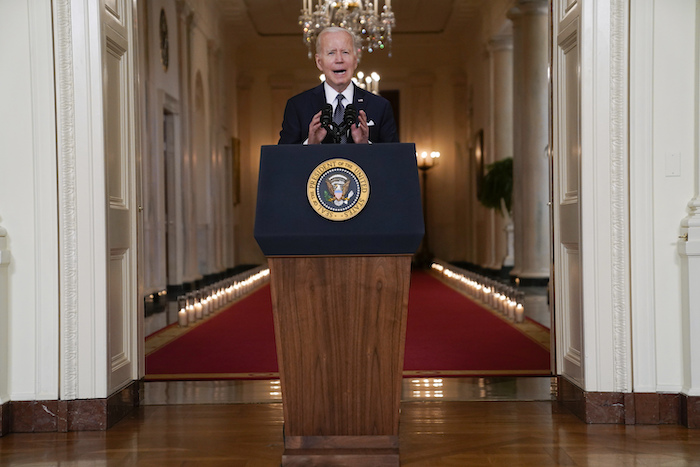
[{"x1": 254, "y1": 143, "x2": 424, "y2": 256}]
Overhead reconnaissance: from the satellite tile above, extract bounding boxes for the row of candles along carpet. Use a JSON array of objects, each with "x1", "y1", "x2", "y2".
[
  {"x1": 177, "y1": 268, "x2": 270, "y2": 327},
  {"x1": 430, "y1": 262, "x2": 526, "y2": 323}
]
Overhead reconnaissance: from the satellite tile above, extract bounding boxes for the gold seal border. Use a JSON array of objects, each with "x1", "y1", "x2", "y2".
[{"x1": 307, "y1": 158, "x2": 370, "y2": 222}]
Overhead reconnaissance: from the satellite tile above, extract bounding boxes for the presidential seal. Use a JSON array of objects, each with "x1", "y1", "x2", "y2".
[{"x1": 307, "y1": 158, "x2": 370, "y2": 221}]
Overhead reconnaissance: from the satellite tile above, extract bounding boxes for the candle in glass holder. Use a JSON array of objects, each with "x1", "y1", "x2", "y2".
[
  {"x1": 186, "y1": 293, "x2": 195, "y2": 323},
  {"x1": 210, "y1": 289, "x2": 217, "y2": 310},
  {"x1": 202, "y1": 296, "x2": 209, "y2": 316},
  {"x1": 177, "y1": 296, "x2": 188, "y2": 327},
  {"x1": 515, "y1": 304, "x2": 524, "y2": 323}
]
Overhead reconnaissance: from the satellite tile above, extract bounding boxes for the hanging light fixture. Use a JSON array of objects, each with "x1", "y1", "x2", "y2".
[{"x1": 299, "y1": 0, "x2": 396, "y2": 59}]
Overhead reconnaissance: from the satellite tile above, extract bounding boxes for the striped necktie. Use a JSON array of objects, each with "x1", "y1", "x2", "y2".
[{"x1": 333, "y1": 94, "x2": 347, "y2": 143}]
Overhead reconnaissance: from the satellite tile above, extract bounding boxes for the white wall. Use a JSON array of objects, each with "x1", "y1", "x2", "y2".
[
  {"x1": 0, "y1": 0, "x2": 59, "y2": 401},
  {"x1": 650, "y1": 0, "x2": 697, "y2": 392},
  {"x1": 626, "y1": 0, "x2": 697, "y2": 394}
]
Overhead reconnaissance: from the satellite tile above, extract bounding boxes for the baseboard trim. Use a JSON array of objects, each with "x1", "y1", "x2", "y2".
[
  {"x1": 2, "y1": 380, "x2": 141, "y2": 435},
  {"x1": 557, "y1": 376, "x2": 699, "y2": 427},
  {"x1": 0, "y1": 401, "x2": 9, "y2": 436}
]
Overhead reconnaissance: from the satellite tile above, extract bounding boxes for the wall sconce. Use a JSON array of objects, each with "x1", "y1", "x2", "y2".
[
  {"x1": 320, "y1": 71, "x2": 382, "y2": 94},
  {"x1": 416, "y1": 151, "x2": 440, "y2": 171},
  {"x1": 415, "y1": 151, "x2": 440, "y2": 267}
]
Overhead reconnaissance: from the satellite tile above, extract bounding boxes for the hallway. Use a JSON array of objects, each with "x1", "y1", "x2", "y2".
[
  {"x1": 2, "y1": 378, "x2": 700, "y2": 466},
  {"x1": 144, "y1": 267, "x2": 551, "y2": 381}
]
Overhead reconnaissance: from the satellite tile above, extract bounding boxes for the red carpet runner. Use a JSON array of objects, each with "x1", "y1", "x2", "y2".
[{"x1": 145, "y1": 271, "x2": 550, "y2": 380}]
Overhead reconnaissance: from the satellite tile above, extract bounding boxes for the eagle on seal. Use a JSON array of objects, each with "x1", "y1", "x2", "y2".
[{"x1": 326, "y1": 177, "x2": 350, "y2": 202}]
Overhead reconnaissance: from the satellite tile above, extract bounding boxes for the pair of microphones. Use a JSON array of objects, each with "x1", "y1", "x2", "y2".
[{"x1": 320, "y1": 103, "x2": 358, "y2": 143}]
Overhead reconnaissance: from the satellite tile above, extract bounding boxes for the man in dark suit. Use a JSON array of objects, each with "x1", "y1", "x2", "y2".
[{"x1": 278, "y1": 27, "x2": 398, "y2": 145}]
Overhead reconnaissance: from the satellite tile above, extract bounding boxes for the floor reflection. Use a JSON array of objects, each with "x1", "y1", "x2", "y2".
[{"x1": 143, "y1": 376, "x2": 555, "y2": 405}]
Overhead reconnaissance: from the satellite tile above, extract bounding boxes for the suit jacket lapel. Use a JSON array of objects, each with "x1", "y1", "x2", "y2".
[{"x1": 312, "y1": 83, "x2": 327, "y2": 112}]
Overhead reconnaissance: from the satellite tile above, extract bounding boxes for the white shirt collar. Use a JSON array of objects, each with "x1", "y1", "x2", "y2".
[{"x1": 324, "y1": 82, "x2": 354, "y2": 110}]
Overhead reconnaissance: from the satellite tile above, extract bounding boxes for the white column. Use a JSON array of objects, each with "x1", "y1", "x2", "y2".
[
  {"x1": 679, "y1": 0, "x2": 700, "y2": 398},
  {"x1": 487, "y1": 32, "x2": 514, "y2": 271},
  {"x1": 508, "y1": 0, "x2": 549, "y2": 280},
  {"x1": 680, "y1": 215, "x2": 700, "y2": 397},
  {"x1": 177, "y1": 1, "x2": 200, "y2": 282}
]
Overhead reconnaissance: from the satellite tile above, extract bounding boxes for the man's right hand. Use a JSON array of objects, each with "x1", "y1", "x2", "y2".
[{"x1": 307, "y1": 110, "x2": 328, "y2": 144}]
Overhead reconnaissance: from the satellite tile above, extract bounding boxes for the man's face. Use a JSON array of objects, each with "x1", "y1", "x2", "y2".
[{"x1": 315, "y1": 30, "x2": 358, "y2": 93}]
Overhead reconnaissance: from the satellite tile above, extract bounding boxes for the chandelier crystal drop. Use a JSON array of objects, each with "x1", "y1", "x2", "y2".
[{"x1": 299, "y1": 0, "x2": 396, "y2": 59}]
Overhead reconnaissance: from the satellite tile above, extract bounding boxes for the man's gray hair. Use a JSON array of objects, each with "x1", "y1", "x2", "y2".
[{"x1": 315, "y1": 26, "x2": 362, "y2": 61}]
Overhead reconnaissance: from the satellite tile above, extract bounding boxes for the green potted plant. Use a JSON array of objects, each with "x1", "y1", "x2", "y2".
[
  {"x1": 477, "y1": 157, "x2": 514, "y2": 269},
  {"x1": 477, "y1": 157, "x2": 512, "y2": 217}
]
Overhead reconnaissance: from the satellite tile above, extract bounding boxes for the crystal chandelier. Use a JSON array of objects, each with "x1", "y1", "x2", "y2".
[{"x1": 299, "y1": 0, "x2": 396, "y2": 59}]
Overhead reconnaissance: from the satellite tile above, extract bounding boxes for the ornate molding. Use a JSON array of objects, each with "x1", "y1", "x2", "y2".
[
  {"x1": 53, "y1": 0, "x2": 79, "y2": 399},
  {"x1": 609, "y1": 0, "x2": 631, "y2": 393}
]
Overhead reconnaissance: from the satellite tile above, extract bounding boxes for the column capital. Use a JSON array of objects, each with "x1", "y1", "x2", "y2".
[
  {"x1": 488, "y1": 34, "x2": 513, "y2": 53},
  {"x1": 508, "y1": 0, "x2": 548, "y2": 20}
]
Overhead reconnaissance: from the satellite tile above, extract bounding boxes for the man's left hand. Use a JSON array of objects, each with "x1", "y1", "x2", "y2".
[{"x1": 351, "y1": 110, "x2": 370, "y2": 144}]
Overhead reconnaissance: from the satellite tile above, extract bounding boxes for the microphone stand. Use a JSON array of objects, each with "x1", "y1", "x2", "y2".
[{"x1": 320, "y1": 105, "x2": 357, "y2": 144}]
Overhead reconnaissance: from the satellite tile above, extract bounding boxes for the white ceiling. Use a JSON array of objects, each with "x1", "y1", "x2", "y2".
[{"x1": 214, "y1": 0, "x2": 485, "y2": 37}]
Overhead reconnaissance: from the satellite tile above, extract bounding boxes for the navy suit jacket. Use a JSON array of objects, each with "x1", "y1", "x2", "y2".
[{"x1": 278, "y1": 83, "x2": 399, "y2": 144}]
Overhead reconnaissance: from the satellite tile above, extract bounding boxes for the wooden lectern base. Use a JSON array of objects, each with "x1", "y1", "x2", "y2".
[{"x1": 269, "y1": 256, "x2": 411, "y2": 466}]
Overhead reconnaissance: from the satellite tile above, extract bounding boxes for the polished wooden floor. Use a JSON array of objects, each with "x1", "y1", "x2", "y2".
[{"x1": 2, "y1": 378, "x2": 700, "y2": 466}]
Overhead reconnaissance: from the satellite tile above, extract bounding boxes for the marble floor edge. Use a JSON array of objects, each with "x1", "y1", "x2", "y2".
[{"x1": 142, "y1": 376, "x2": 556, "y2": 406}]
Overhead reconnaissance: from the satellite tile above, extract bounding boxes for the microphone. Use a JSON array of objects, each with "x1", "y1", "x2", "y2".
[
  {"x1": 333, "y1": 103, "x2": 358, "y2": 143},
  {"x1": 343, "y1": 104, "x2": 357, "y2": 127},
  {"x1": 320, "y1": 103, "x2": 333, "y2": 130}
]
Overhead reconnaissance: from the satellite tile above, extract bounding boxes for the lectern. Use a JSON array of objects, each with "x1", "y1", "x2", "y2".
[{"x1": 254, "y1": 143, "x2": 424, "y2": 466}]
